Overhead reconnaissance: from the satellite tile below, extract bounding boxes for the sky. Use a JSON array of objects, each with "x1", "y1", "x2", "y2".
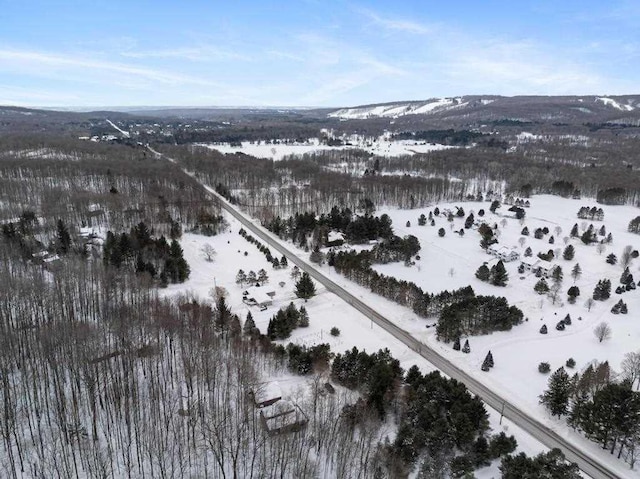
[{"x1": 0, "y1": 0, "x2": 638, "y2": 108}]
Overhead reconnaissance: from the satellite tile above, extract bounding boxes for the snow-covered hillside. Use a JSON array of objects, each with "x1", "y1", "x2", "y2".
[{"x1": 328, "y1": 97, "x2": 470, "y2": 120}]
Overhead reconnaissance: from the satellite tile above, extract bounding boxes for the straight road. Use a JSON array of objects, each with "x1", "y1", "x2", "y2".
[{"x1": 149, "y1": 146, "x2": 621, "y2": 479}]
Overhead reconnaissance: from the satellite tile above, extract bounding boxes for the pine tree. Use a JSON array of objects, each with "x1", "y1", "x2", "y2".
[
  {"x1": 481, "y1": 352, "x2": 492, "y2": 371},
  {"x1": 55, "y1": 219, "x2": 72, "y2": 254},
  {"x1": 298, "y1": 306, "x2": 310, "y2": 327},
  {"x1": 475, "y1": 264, "x2": 491, "y2": 282},
  {"x1": 491, "y1": 260, "x2": 509, "y2": 286},
  {"x1": 280, "y1": 255, "x2": 288, "y2": 268},
  {"x1": 524, "y1": 246, "x2": 532, "y2": 257},
  {"x1": 540, "y1": 367, "x2": 572, "y2": 417},
  {"x1": 257, "y1": 268, "x2": 269, "y2": 285},
  {"x1": 243, "y1": 311, "x2": 256, "y2": 335},
  {"x1": 562, "y1": 244, "x2": 575, "y2": 260},
  {"x1": 453, "y1": 337, "x2": 461, "y2": 351},
  {"x1": 571, "y1": 263, "x2": 582, "y2": 282},
  {"x1": 540, "y1": 324, "x2": 548, "y2": 334},
  {"x1": 236, "y1": 269, "x2": 247, "y2": 286},
  {"x1": 570, "y1": 223, "x2": 579, "y2": 237},
  {"x1": 295, "y1": 272, "x2": 316, "y2": 300},
  {"x1": 462, "y1": 339, "x2": 470, "y2": 353},
  {"x1": 606, "y1": 253, "x2": 617, "y2": 265},
  {"x1": 567, "y1": 286, "x2": 580, "y2": 304},
  {"x1": 593, "y1": 279, "x2": 611, "y2": 300},
  {"x1": 534, "y1": 278, "x2": 550, "y2": 295}
]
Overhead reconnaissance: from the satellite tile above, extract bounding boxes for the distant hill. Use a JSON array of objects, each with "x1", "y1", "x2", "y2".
[{"x1": 326, "y1": 95, "x2": 640, "y2": 126}]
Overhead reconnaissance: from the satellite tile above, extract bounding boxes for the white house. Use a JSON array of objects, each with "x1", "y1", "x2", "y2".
[
  {"x1": 243, "y1": 287, "x2": 274, "y2": 310},
  {"x1": 487, "y1": 245, "x2": 520, "y2": 262},
  {"x1": 520, "y1": 258, "x2": 540, "y2": 272}
]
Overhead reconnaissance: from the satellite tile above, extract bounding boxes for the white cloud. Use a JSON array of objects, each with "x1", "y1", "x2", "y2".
[
  {"x1": 0, "y1": 49, "x2": 216, "y2": 87},
  {"x1": 356, "y1": 7, "x2": 432, "y2": 35},
  {"x1": 121, "y1": 46, "x2": 251, "y2": 62}
]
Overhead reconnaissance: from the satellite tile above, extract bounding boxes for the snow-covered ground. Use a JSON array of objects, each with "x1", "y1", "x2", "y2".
[
  {"x1": 161, "y1": 217, "x2": 551, "y2": 478},
  {"x1": 160, "y1": 193, "x2": 640, "y2": 476},
  {"x1": 197, "y1": 136, "x2": 452, "y2": 160}
]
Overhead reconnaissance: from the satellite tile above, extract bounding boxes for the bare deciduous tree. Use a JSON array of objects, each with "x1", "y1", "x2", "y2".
[
  {"x1": 201, "y1": 243, "x2": 216, "y2": 262},
  {"x1": 594, "y1": 322, "x2": 612, "y2": 343}
]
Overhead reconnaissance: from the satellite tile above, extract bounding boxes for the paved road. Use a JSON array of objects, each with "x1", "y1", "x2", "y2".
[{"x1": 150, "y1": 147, "x2": 621, "y2": 479}]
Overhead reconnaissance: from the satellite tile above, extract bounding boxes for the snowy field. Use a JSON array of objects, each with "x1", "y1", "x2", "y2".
[
  {"x1": 162, "y1": 216, "x2": 555, "y2": 478},
  {"x1": 157, "y1": 192, "x2": 640, "y2": 476},
  {"x1": 198, "y1": 136, "x2": 452, "y2": 161}
]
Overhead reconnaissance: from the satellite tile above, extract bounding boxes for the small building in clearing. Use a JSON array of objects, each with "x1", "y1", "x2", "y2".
[
  {"x1": 243, "y1": 287, "x2": 274, "y2": 310},
  {"x1": 259, "y1": 399, "x2": 308, "y2": 436}
]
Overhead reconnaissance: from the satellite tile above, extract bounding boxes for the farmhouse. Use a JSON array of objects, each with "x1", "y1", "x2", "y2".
[
  {"x1": 487, "y1": 245, "x2": 520, "y2": 262},
  {"x1": 243, "y1": 287, "x2": 275, "y2": 310},
  {"x1": 520, "y1": 258, "x2": 540, "y2": 272},
  {"x1": 535, "y1": 259, "x2": 559, "y2": 278}
]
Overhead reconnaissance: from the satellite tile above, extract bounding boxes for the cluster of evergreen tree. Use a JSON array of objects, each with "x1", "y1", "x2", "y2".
[
  {"x1": 265, "y1": 207, "x2": 394, "y2": 247},
  {"x1": 331, "y1": 347, "x2": 403, "y2": 418},
  {"x1": 475, "y1": 260, "x2": 508, "y2": 286},
  {"x1": 593, "y1": 278, "x2": 612, "y2": 300},
  {"x1": 392, "y1": 128, "x2": 485, "y2": 146},
  {"x1": 500, "y1": 449, "x2": 581, "y2": 478},
  {"x1": 344, "y1": 213, "x2": 394, "y2": 244},
  {"x1": 436, "y1": 295, "x2": 523, "y2": 342},
  {"x1": 395, "y1": 367, "x2": 517, "y2": 477},
  {"x1": 284, "y1": 343, "x2": 332, "y2": 375},
  {"x1": 577, "y1": 206, "x2": 604, "y2": 220},
  {"x1": 538, "y1": 360, "x2": 640, "y2": 468},
  {"x1": 102, "y1": 221, "x2": 190, "y2": 285},
  {"x1": 267, "y1": 302, "x2": 310, "y2": 339},
  {"x1": 370, "y1": 234, "x2": 421, "y2": 263},
  {"x1": 238, "y1": 227, "x2": 276, "y2": 264},
  {"x1": 629, "y1": 216, "x2": 640, "y2": 234}
]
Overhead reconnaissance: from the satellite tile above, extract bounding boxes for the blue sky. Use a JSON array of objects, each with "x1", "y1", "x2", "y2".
[{"x1": 0, "y1": 0, "x2": 638, "y2": 107}]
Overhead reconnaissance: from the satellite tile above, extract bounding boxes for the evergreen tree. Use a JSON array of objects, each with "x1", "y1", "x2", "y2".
[
  {"x1": 243, "y1": 311, "x2": 256, "y2": 335},
  {"x1": 481, "y1": 351, "x2": 494, "y2": 371},
  {"x1": 462, "y1": 339, "x2": 470, "y2": 353},
  {"x1": 524, "y1": 246, "x2": 533, "y2": 257},
  {"x1": 592, "y1": 279, "x2": 611, "y2": 301},
  {"x1": 298, "y1": 306, "x2": 310, "y2": 327},
  {"x1": 539, "y1": 324, "x2": 548, "y2": 334},
  {"x1": 562, "y1": 244, "x2": 575, "y2": 260},
  {"x1": 567, "y1": 286, "x2": 580, "y2": 304},
  {"x1": 280, "y1": 255, "x2": 288, "y2": 268},
  {"x1": 247, "y1": 270, "x2": 257, "y2": 284},
  {"x1": 418, "y1": 213, "x2": 427, "y2": 226},
  {"x1": 295, "y1": 272, "x2": 316, "y2": 300},
  {"x1": 491, "y1": 260, "x2": 509, "y2": 286},
  {"x1": 290, "y1": 265, "x2": 301, "y2": 281},
  {"x1": 521, "y1": 226, "x2": 529, "y2": 236},
  {"x1": 475, "y1": 264, "x2": 491, "y2": 282},
  {"x1": 551, "y1": 265, "x2": 563, "y2": 284},
  {"x1": 534, "y1": 278, "x2": 550, "y2": 295},
  {"x1": 453, "y1": 337, "x2": 461, "y2": 351},
  {"x1": 571, "y1": 263, "x2": 582, "y2": 282},
  {"x1": 570, "y1": 223, "x2": 579, "y2": 237},
  {"x1": 236, "y1": 269, "x2": 247, "y2": 286},
  {"x1": 606, "y1": 253, "x2": 617, "y2": 265},
  {"x1": 214, "y1": 295, "x2": 233, "y2": 332},
  {"x1": 257, "y1": 268, "x2": 269, "y2": 285},
  {"x1": 55, "y1": 219, "x2": 72, "y2": 255}
]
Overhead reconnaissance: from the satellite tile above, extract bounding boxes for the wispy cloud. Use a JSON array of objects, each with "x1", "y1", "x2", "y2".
[
  {"x1": 355, "y1": 7, "x2": 432, "y2": 35},
  {"x1": 0, "y1": 48, "x2": 216, "y2": 87},
  {"x1": 121, "y1": 46, "x2": 251, "y2": 62}
]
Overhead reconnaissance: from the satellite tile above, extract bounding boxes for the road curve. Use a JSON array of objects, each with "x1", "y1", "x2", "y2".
[{"x1": 150, "y1": 147, "x2": 621, "y2": 479}]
